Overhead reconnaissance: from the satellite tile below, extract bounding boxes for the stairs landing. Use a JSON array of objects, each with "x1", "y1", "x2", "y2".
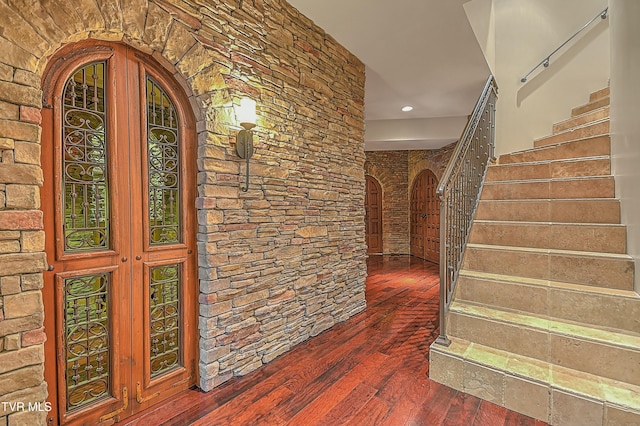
[{"x1": 429, "y1": 87, "x2": 640, "y2": 425}]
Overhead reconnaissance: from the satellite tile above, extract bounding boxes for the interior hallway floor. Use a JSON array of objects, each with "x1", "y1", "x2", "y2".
[{"x1": 121, "y1": 255, "x2": 546, "y2": 425}]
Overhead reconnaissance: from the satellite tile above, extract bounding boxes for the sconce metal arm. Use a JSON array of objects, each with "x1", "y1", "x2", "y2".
[{"x1": 236, "y1": 122, "x2": 255, "y2": 192}]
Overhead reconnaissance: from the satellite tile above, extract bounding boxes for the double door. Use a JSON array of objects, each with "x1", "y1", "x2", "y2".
[{"x1": 42, "y1": 42, "x2": 197, "y2": 425}]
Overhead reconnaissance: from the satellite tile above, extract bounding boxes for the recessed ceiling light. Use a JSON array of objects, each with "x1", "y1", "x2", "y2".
[{"x1": 401, "y1": 106, "x2": 413, "y2": 112}]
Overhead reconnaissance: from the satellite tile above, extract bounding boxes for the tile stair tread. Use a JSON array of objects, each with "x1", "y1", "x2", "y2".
[
  {"x1": 466, "y1": 242, "x2": 634, "y2": 260},
  {"x1": 489, "y1": 155, "x2": 610, "y2": 168},
  {"x1": 498, "y1": 134, "x2": 610, "y2": 161},
  {"x1": 572, "y1": 97, "x2": 610, "y2": 116},
  {"x1": 552, "y1": 105, "x2": 609, "y2": 131},
  {"x1": 589, "y1": 87, "x2": 610, "y2": 102},
  {"x1": 432, "y1": 337, "x2": 640, "y2": 412},
  {"x1": 534, "y1": 117, "x2": 610, "y2": 142},
  {"x1": 483, "y1": 175, "x2": 613, "y2": 185},
  {"x1": 476, "y1": 198, "x2": 622, "y2": 224},
  {"x1": 479, "y1": 197, "x2": 619, "y2": 202},
  {"x1": 472, "y1": 219, "x2": 625, "y2": 228},
  {"x1": 449, "y1": 300, "x2": 640, "y2": 350},
  {"x1": 458, "y1": 269, "x2": 640, "y2": 300}
]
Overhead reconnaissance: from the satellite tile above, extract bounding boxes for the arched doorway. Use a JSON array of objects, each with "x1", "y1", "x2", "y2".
[
  {"x1": 410, "y1": 169, "x2": 440, "y2": 263},
  {"x1": 41, "y1": 41, "x2": 198, "y2": 425},
  {"x1": 365, "y1": 175, "x2": 383, "y2": 254}
]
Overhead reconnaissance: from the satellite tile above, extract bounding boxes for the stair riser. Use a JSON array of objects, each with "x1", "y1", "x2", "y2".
[
  {"x1": 572, "y1": 97, "x2": 610, "y2": 116},
  {"x1": 448, "y1": 312, "x2": 640, "y2": 386},
  {"x1": 535, "y1": 121, "x2": 610, "y2": 148},
  {"x1": 499, "y1": 136, "x2": 610, "y2": 164},
  {"x1": 548, "y1": 287, "x2": 640, "y2": 334},
  {"x1": 553, "y1": 107, "x2": 609, "y2": 134},
  {"x1": 430, "y1": 347, "x2": 640, "y2": 426},
  {"x1": 475, "y1": 200, "x2": 621, "y2": 224},
  {"x1": 469, "y1": 223, "x2": 626, "y2": 253},
  {"x1": 590, "y1": 87, "x2": 610, "y2": 102},
  {"x1": 462, "y1": 247, "x2": 634, "y2": 290},
  {"x1": 486, "y1": 158, "x2": 610, "y2": 182},
  {"x1": 480, "y1": 177, "x2": 615, "y2": 200},
  {"x1": 456, "y1": 275, "x2": 640, "y2": 333}
]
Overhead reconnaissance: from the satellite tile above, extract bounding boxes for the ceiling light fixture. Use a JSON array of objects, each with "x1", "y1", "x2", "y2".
[{"x1": 401, "y1": 106, "x2": 413, "y2": 112}]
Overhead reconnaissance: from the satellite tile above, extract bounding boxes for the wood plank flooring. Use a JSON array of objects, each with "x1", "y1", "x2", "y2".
[{"x1": 121, "y1": 255, "x2": 547, "y2": 426}]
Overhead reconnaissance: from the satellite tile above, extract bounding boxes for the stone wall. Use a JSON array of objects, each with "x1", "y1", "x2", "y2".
[
  {"x1": 0, "y1": 0, "x2": 366, "y2": 423},
  {"x1": 408, "y1": 142, "x2": 457, "y2": 186},
  {"x1": 365, "y1": 143, "x2": 456, "y2": 255}
]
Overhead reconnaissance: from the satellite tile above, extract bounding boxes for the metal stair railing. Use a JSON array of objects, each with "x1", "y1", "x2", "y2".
[
  {"x1": 434, "y1": 75, "x2": 498, "y2": 347},
  {"x1": 521, "y1": 7, "x2": 608, "y2": 83}
]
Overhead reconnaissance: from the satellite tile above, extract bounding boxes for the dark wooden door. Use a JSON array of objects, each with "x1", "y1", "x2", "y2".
[
  {"x1": 410, "y1": 170, "x2": 440, "y2": 263},
  {"x1": 365, "y1": 176, "x2": 383, "y2": 254},
  {"x1": 42, "y1": 42, "x2": 197, "y2": 425}
]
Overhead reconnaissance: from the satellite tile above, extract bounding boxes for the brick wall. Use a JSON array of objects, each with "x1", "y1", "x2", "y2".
[
  {"x1": 365, "y1": 143, "x2": 456, "y2": 255},
  {"x1": 0, "y1": 0, "x2": 366, "y2": 422}
]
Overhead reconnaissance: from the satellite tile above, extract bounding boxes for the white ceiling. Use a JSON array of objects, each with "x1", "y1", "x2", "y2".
[{"x1": 286, "y1": 0, "x2": 490, "y2": 151}]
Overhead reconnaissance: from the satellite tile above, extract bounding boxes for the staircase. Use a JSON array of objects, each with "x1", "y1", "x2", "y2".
[{"x1": 429, "y1": 87, "x2": 640, "y2": 425}]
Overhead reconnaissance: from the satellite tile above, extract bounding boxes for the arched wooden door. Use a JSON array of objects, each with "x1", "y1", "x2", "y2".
[
  {"x1": 410, "y1": 169, "x2": 440, "y2": 263},
  {"x1": 41, "y1": 41, "x2": 198, "y2": 425},
  {"x1": 365, "y1": 176, "x2": 383, "y2": 254}
]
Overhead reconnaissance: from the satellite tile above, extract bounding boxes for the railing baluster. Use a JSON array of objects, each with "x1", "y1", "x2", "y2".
[{"x1": 435, "y1": 76, "x2": 498, "y2": 347}]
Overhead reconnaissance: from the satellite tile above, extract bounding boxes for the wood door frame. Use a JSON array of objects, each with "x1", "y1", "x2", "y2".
[{"x1": 41, "y1": 40, "x2": 199, "y2": 425}]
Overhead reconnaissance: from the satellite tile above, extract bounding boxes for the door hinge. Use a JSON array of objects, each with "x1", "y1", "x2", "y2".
[
  {"x1": 99, "y1": 387, "x2": 128, "y2": 422},
  {"x1": 172, "y1": 360, "x2": 195, "y2": 388},
  {"x1": 136, "y1": 381, "x2": 160, "y2": 404}
]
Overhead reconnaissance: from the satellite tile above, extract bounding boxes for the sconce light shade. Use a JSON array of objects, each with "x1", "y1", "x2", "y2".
[{"x1": 237, "y1": 97, "x2": 257, "y2": 128}]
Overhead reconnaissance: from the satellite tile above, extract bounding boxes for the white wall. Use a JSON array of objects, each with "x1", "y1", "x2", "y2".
[
  {"x1": 465, "y1": 0, "x2": 610, "y2": 156},
  {"x1": 610, "y1": 0, "x2": 640, "y2": 291}
]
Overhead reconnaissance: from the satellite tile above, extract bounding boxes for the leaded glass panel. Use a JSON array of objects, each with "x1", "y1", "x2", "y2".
[
  {"x1": 149, "y1": 264, "x2": 181, "y2": 377},
  {"x1": 147, "y1": 78, "x2": 180, "y2": 246},
  {"x1": 64, "y1": 273, "x2": 110, "y2": 411},
  {"x1": 62, "y1": 62, "x2": 110, "y2": 252}
]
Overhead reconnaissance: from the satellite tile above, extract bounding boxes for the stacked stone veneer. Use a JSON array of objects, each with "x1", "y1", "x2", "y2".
[
  {"x1": 0, "y1": 0, "x2": 366, "y2": 423},
  {"x1": 365, "y1": 143, "x2": 456, "y2": 255}
]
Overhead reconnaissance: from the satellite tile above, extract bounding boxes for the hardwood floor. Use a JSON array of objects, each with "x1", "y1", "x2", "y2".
[{"x1": 121, "y1": 255, "x2": 547, "y2": 426}]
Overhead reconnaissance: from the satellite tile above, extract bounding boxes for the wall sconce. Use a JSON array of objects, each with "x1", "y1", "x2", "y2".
[{"x1": 236, "y1": 97, "x2": 256, "y2": 192}]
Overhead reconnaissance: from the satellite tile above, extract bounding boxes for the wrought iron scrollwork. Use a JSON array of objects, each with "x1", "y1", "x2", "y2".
[
  {"x1": 62, "y1": 62, "x2": 110, "y2": 253},
  {"x1": 146, "y1": 78, "x2": 181, "y2": 246},
  {"x1": 149, "y1": 264, "x2": 181, "y2": 377},
  {"x1": 64, "y1": 273, "x2": 111, "y2": 411}
]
